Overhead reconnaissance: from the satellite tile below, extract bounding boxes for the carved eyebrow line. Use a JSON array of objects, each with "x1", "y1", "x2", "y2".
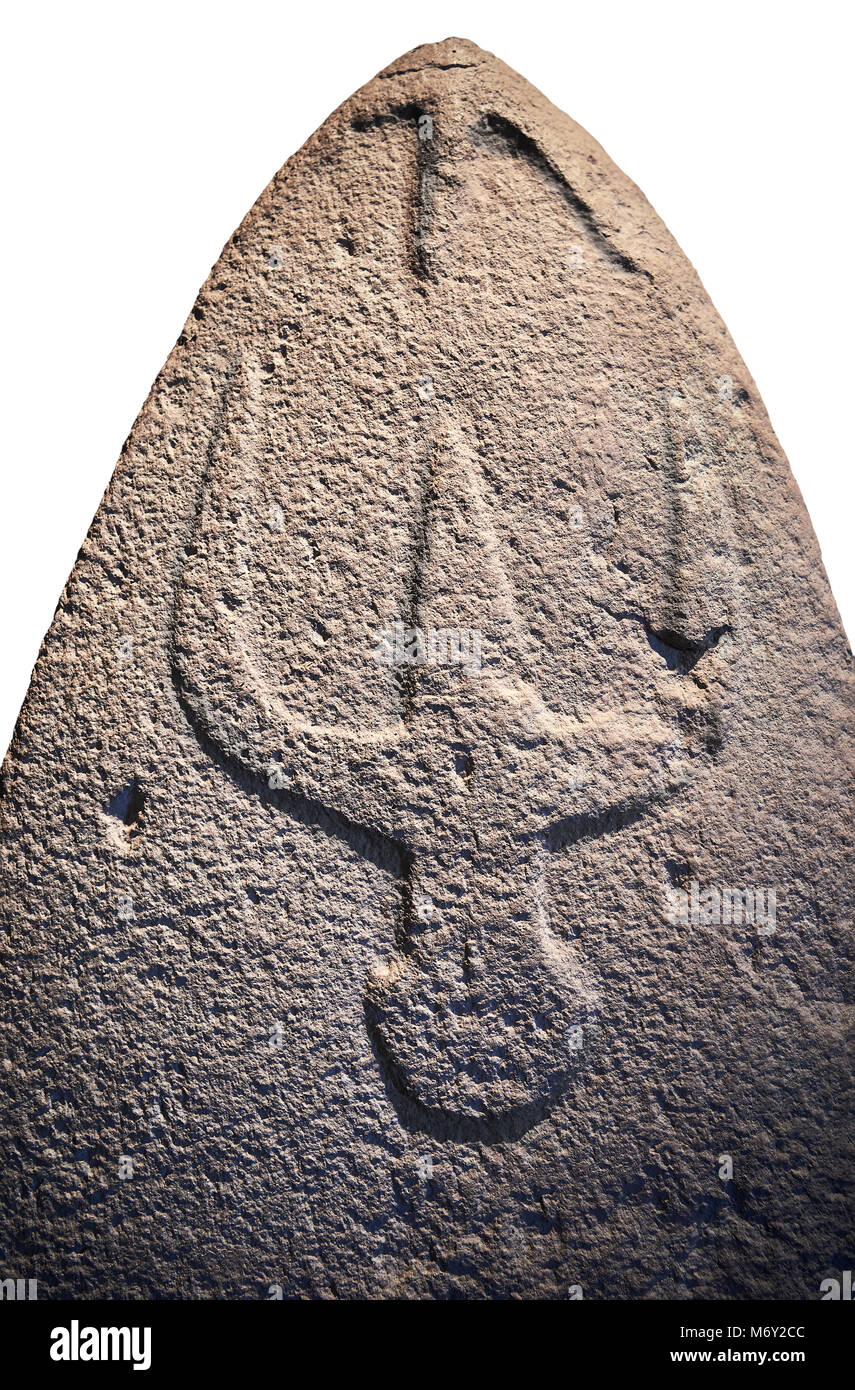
[
  {"x1": 347, "y1": 105, "x2": 649, "y2": 287},
  {"x1": 471, "y1": 112, "x2": 651, "y2": 280},
  {"x1": 349, "y1": 104, "x2": 437, "y2": 284}
]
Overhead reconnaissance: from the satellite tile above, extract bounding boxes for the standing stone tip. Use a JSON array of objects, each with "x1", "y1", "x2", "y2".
[{"x1": 377, "y1": 37, "x2": 490, "y2": 79}]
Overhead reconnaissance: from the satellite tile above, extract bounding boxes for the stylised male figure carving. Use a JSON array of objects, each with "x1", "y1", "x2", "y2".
[
  {"x1": 0, "y1": 41, "x2": 851, "y2": 1299},
  {"x1": 174, "y1": 385, "x2": 731, "y2": 1139}
]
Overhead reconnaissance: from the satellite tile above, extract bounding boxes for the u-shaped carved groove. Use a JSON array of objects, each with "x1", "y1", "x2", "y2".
[{"x1": 471, "y1": 112, "x2": 651, "y2": 279}]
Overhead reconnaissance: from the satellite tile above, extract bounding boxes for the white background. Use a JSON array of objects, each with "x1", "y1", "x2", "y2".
[{"x1": 1, "y1": 0, "x2": 852, "y2": 757}]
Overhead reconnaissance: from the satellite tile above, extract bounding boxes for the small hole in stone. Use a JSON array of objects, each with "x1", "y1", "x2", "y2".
[
  {"x1": 105, "y1": 779, "x2": 146, "y2": 835},
  {"x1": 454, "y1": 751, "x2": 475, "y2": 779},
  {"x1": 665, "y1": 859, "x2": 691, "y2": 889}
]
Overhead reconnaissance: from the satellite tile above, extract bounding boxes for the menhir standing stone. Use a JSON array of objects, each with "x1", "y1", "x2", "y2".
[{"x1": 1, "y1": 38, "x2": 852, "y2": 1300}]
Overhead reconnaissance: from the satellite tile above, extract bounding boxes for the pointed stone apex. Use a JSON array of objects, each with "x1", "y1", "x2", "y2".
[{"x1": 377, "y1": 36, "x2": 489, "y2": 80}]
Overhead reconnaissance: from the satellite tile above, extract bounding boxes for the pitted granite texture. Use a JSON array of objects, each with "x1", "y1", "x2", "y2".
[{"x1": 1, "y1": 38, "x2": 852, "y2": 1299}]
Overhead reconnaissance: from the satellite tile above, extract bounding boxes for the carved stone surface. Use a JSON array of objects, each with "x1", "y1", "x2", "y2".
[{"x1": 1, "y1": 38, "x2": 852, "y2": 1299}]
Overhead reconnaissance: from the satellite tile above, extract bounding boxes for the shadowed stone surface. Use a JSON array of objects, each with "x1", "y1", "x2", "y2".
[{"x1": 1, "y1": 38, "x2": 852, "y2": 1299}]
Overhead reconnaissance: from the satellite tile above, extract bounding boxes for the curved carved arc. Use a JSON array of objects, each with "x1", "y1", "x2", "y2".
[
  {"x1": 364, "y1": 991, "x2": 597, "y2": 1146},
  {"x1": 469, "y1": 111, "x2": 651, "y2": 279},
  {"x1": 170, "y1": 357, "x2": 409, "y2": 832}
]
